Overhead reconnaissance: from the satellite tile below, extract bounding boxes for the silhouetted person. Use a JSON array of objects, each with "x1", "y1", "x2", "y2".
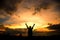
[{"x1": 25, "y1": 23, "x2": 35, "y2": 37}]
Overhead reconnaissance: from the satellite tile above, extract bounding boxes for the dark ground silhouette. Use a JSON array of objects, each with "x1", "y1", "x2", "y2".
[
  {"x1": 0, "y1": 24, "x2": 60, "y2": 39},
  {"x1": 0, "y1": 34, "x2": 60, "y2": 40}
]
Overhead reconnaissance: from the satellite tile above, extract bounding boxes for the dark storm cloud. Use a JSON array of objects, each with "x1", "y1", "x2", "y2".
[
  {"x1": 0, "y1": 0, "x2": 22, "y2": 24},
  {"x1": 54, "y1": 5, "x2": 60, "y2": 12},
  {"x1": 53, "y1": 0, "x2": 60, "y2": 4},
  {"x1": 33, "y1": 0, "x2": 60, "y2": 15},
  {"x1": 52, "y1": 0, "x2": 60, "y2": 13},
  {"x1": 0, "y1": 0, "x2": 59, "y2": 15},
  {"x1": 35, "y1": 0, "x2": 50, "y2": 10},
  {"x1": 0, "y1": 16, "x2": 10, "y2": 23},
  {"x1": 0, "y1": 0, "x2": 22, "y2": 15},
  {"x1": 33, "y1": 0, "x2": 50, "y2": 15},
  {"x1": 47, "y1": 24, "x2": 60, "y2": 32}
]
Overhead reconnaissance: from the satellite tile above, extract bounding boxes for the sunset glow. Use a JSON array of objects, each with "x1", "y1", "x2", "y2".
[
  {"x1": 0, "y1": 0, "x2": 60, "y2": 37},
  {"x1": 4, "y1": 8, "x2": 59, "y2": 32},
  {"x1": 1, "y1": 0, "x2": 59, "y2": 32}
]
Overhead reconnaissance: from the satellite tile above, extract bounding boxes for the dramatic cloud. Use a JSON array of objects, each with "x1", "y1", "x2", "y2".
[
  {"x1": 34, "y1": 0, "x2": 60, "y2": 15},
  {"x1": 47, "y1": 24, "x2": 60, "y2": 32},
  {"x1": 0, "y1": 0, "x2": 22, "y2": 24},
  {"x1": 0, "y1": 16, "x2": 10, "y2": 24},
  {"x1": 0, "y1": 0, "x2": 60, "y2": 29},
  {"x1": 0, "y1": 0, "x2": 22, "y2": 15}
]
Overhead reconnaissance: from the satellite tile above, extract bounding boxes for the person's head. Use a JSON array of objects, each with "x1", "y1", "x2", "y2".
[{"x1": 29, "y1": 26, "x2": 31, "y2": 28}]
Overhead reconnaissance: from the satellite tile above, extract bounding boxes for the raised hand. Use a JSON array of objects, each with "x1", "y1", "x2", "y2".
[
  {"x1": 25, "y1": 23, "x2": 28, "y2": 28},
  {"x1": 32, "y1": 24, "x2": 35, "y2": 29}
]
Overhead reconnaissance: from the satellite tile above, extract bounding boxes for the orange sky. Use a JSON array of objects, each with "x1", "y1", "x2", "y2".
[
  {"x1": 4, "y1": 0, "x2": 60, "y2": 32},
  {"x1": 4, "y1": 8, "x2": 59, "y2": 32}
]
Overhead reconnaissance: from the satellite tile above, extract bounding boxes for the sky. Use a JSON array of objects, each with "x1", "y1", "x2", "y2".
[{"x1": 0, "y1": 0, "x2": 60, "y2": 31}]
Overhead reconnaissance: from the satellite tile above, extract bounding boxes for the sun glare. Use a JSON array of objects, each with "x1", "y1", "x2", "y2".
[
  {"x1": 4, "y1": 11, "x2": 51, "y2": 31},
  {"x1": 5, "y1": 22, "x2": 49, "y2": 29}
]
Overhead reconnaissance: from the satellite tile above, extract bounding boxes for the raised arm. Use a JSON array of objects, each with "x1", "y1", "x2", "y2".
[
  {"x1": 25, "y1": 23, "x2": 28, "y2": 28},
  {"x1": 32, "y1": 24, "x2": 35, "y2": 29}
]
